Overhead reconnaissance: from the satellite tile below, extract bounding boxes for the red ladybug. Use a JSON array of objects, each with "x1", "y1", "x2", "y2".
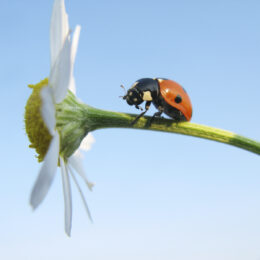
[{"x1": 122, "y1": 78, "x2": 192, "y2": 124}]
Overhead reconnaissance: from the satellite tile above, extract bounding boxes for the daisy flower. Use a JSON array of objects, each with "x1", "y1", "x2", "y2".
[{"x1": 25, "y1": 0, "x2": 94, "y2": 236}]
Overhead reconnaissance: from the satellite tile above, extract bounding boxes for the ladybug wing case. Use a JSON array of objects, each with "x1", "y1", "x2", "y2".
[{"x1": 158, "y1": 79, "x2": 192, "y2": 121}]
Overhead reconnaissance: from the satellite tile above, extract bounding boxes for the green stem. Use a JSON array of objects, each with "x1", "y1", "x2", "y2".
[
  {"x1": 84, "y1": 106, "x2": 260, "y2": 156},
  {"x1": 58, "y1": 93, "x2": 260, "y2": 157}
]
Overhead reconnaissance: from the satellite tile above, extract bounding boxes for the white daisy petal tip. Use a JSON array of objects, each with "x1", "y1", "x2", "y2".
[
  {"x1": 29, "y1": 131, "x2": 60, "y2": 209},
  {"x1": 30, "y1": 200, "x2": 38, "y2": 211},
  {"x1": 68, "y1": 154, "x2": 94, "y2": 187},
  {"x1": 86, "y1": 181, "x2": 95, "y2": 191},
  {"x1": 68, "y1": 167, "x2": 93, "y2": 221},
  {"x1": 50, "y1": 0, "x2": 69, "y2": 67}
]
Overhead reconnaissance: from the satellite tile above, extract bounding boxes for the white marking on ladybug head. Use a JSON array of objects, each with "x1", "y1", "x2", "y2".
[
  {"x1": 142, "y1": 91, "x2": 153, "y2": 101},
  {"x1": 157, "y1": 78, "x2": 164, "y2": 83}
]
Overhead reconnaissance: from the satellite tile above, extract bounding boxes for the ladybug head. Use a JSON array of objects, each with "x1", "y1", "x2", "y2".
[{"x1": 123, "y1": 88, "x2": 143, "y2": 106}]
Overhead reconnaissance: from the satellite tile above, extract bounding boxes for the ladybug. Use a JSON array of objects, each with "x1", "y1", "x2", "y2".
[{"x1": 122, "y1": 78, "x2": 192, "y2": 124}]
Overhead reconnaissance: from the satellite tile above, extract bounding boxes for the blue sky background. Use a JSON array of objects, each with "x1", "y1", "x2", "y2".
[{"x1": 1, "y1": 0, "x2": 260, "y2": 259}]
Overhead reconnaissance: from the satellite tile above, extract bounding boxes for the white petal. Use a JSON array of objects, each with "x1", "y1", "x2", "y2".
[
  {"x1": 79, "y1": 133, "x2": 95, "y2": 151},
  {"x1": 30, "y1": 131, "x2": 60, "y2": 209},
  {"x1": 49, "y1": 35, "x2": 72, "y2": 103},
  {"x1": 68, "y1": 166, "x2": 93, "y2": 221},
  {"x1": 69, "y1": 76, "x2": 76, "y2": 95},
  {"x1": 68, "y1": 26, "x2": 80, "y2": 94},
  {"x1": 41, "y1": 86, "x2": 56, "y2": 136},
  {"x1": 71, "y1": 26, "x2": 81, "y2": 68},
  {"x1": 68, "y1": 154, "x2": 94, "y2": 190},
  {"x1": 60, "y1": 157, "x2": 72, "y2": 236},
  {"x1": 50, "y1": 0, "x2": 69, "y2": 68}
]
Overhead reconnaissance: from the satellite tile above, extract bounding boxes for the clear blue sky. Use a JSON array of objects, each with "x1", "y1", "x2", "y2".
[{"x1": 1, "y1": 0, "x2": 260, "y2": 259}]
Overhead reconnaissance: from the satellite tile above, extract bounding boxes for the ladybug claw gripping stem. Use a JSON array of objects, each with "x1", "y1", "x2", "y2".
[
  {"x1": 131, "y1": 110, "x2": 148, "y2": 126},
  {"x1": 135, "y1": 105, "x2": 143, "y2": 111},
  {"x1": 147, "y1": 110, "x2": 163, "y2": 126}
]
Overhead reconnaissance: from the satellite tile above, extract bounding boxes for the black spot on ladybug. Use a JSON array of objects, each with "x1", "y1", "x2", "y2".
[{"x1": 175, "y1": 94, "x2": 182, "y2": 103}]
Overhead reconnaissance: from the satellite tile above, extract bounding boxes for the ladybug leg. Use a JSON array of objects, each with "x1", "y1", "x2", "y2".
[
  {"x1": 131, "y1": 101, "x2": 151, "y2": 125},
  {"x1": 153, "y1": 106, "x2": 164, "y2": 118},
  {"x1": 135, "y1": 105, "x2": 143, "y2": 111},
  {"x1": 148, "y1": 106, "x2": 164, "y2": 125}
]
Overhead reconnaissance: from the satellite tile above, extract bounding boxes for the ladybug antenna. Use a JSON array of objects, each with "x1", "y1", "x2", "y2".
[{"x1": 119, "y1": 84, "x2": 127, "y2": 99}]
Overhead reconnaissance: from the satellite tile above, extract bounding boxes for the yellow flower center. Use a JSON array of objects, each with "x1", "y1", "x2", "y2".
[{"x1": 25, "y1": 78, "x2": 52, "y2": 162}]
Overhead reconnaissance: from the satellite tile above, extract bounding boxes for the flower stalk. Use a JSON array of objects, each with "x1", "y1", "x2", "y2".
[
  {"x1": 89, "y1": 108, "x2": 260, "y2": 155},
  {"x1": 57, "y1": 91, "x2": 260, "y2": 156}
]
